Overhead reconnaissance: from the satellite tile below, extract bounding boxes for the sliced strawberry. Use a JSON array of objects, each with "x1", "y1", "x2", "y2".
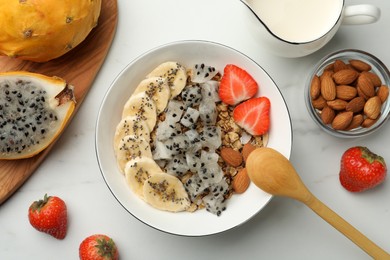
[
  {"x1": 218, "y1": 64, "x2": 258, "y2": 105},
  {"x1": 233, "y1": 97, "x2": 270, "y2": 136}
]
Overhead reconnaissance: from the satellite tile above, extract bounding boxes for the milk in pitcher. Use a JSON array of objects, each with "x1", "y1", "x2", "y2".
[{"x1": 247, "y1": 0, "x2": 344, "y2": 43}]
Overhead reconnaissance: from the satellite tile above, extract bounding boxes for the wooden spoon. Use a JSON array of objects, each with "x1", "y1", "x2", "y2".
[{"x1": 246, "y1": 147, "x2": 390, "y2": 259}]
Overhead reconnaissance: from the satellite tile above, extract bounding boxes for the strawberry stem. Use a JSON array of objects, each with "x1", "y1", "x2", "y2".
[
  {"x1": 96, "y1": 238, "x2": 117, "y2": 258},
  {"x1": 31, "y1": 194, "x2": 50, "y2": 213}
]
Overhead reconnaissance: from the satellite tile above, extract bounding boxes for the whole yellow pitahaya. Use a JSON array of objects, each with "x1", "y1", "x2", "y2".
[{"x1": 0, "y1": 0, "x2": 101, "y2": 62}]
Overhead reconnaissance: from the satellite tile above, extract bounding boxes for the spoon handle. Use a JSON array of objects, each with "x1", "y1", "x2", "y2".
[{"x1": 305, "y1": 194, "x2": 390, "y2": 259}]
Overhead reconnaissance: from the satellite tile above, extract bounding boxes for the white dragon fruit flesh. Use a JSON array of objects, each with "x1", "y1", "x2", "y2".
[
  {"x1": 166, "y1": 154, "x2": 189, "y2": 177},
  {"x1": 181, "y1": 84, "x2": 202, "y2": 108},
  {"x1": 156, "y1": 121, "x2": 181, "y2": 141},
  {"x1": 199, "y1": 100, "x2": 217, "y2": 125},
  {"x1": 200, "y1": 126, "x2": 222, "y2": 150},
  {"x1": 180, "y1": 107, "x2": 199, "y2": 128},
  {"x1": 201, "y1": 80, "x2": 220, "y2": 103},
  {"x1": 164, "y1": 99, "x2": 185, "y2": 123},
  {"x1": 191, "y1": 64, "x2": 218, "y2": 84}
]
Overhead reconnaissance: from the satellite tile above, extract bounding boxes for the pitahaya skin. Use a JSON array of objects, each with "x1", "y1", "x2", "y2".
[{"x1": 0, "y1": 0, "x2": 101, "y2": 62}]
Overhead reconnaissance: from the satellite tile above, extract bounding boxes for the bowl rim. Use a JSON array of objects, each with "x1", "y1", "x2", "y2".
[
  {"x1": 95, "y1": 39, "x2": 293, "y2": 236},
  {"x1": 305, "y1": 48, "x2": 390, "y2": 138}
]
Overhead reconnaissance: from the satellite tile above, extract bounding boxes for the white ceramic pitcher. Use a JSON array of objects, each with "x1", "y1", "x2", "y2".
[{"x1": 241, "y1": 0, "x2": 381, "y2": 57}]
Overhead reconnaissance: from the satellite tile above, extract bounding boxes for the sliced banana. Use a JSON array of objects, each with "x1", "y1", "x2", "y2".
[
  {"x1": 113, "y1": 115, "x2": 150, "y2": 152},
  {"x1": 143, "y1": 172, "x2": 191, "y2": 212},
  {"x1": 122, "y1": 92, "x2": 157, "y2": 131},
  {"x1": 116, "y1": 135, "x2": 152, "y2": 174},
  {"x1": 132, "y1": 77, "x2": 171, "y2": 114},
  {"x1": 147, "y1": 61, "x2": 188, "y2": 98},
  {"x1": 124, "y1": 156, "x2": 164, "y2": 199}
]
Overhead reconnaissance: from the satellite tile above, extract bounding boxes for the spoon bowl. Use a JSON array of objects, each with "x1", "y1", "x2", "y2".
[{"x1": 246, "y1": 147, "x2": 390, "y2": 259}]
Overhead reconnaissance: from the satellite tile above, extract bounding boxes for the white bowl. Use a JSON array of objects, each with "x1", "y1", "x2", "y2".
[{"x1": 95, "y1": 40, "x2": 292, "y2": 236}]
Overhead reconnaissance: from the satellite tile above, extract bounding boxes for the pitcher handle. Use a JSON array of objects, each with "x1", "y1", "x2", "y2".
[{"x1": 342, "y1": 4, "x2": 380, "y2": 25}]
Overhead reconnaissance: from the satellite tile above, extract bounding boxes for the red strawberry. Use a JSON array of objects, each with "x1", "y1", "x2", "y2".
[
  {"x1": 233, "y1": 97, "x2": 270, "y2": 136},
  {"x1": 79, "y1": 234, "x2": 119, "y2": 260},
  {"x1": 339, "y1": 146, "x2": 387, "y2": 192},
  {"x1": 218, "y1": 64, "x2": 258, "y2": 105},
  {"x1": 28, "y1": 194, "x2": 67, "y2": 239}
]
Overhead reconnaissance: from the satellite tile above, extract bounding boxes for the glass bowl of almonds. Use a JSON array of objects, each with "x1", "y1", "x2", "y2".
[{"x1": 305, "y1": 49, "x2": 390, "y2": 138}]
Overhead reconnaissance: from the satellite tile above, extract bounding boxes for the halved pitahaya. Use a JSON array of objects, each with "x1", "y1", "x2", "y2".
[
  {"x1": 180, "y1": 107, "x2": 199, "y2": 128},
  {"x1": 181, "y1": 84, "x2": 202, "y2": 108},
  {"x1": 199, "y1": 99, "x2": 218, "y2": 125},
  {"x1": 165, "y1": 99, "x2": 185, "y2": 123},
  {"x1": 166, "y1": 154, "x2": 189, "y2": 177},
  {"x1": 184, "y1": 129, "x2": 202, "y2": 152},
  {"x1": 200, "y1": 126, "x2": 222, "y2": 150},
  {"x1": 201, "y1": 80, "x2": 220, "y2": 102},
  {"x1": 156, "y1": 121, "x2": 181, "y2": 141},
  {"x1": 191, "y1": 64, "x2": 218, "y2": 83}
]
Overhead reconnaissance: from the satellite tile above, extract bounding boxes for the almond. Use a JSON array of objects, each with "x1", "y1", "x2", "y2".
[
  {"x1": 332, "y1": 111, "x2": 353, "y2": 130},
  {"x1": 242, "y1": 143, "x2": 256, "y2": 162},
  {"x1": 345, "y1": 114, "x2": 364, "y2": 130},
  {"x1": 333, "y1": 69, "x2": 359, "y2": 85},
  {"x1": 232, "y1": 168, "x2": 250, "y2": 194},
  {"x1": 361, "y1": 71, "x2": 382, "y2": 87},
  {"x1": 362, "y1": 117, "x2": 379, "y2": 128},
  {"x1": 349, "y1": 59, "x2": 372, "y2": 72},
  {"x1": 220, "y1": 147, "x2": 243, "y2": 167},
  {"x1": 336, "y1": 85, "x2": 357, "y2": 100},
  {"x1": 327, "y1": 99, "x2": 347, "y2": 110},
  {"x1": 357, "y1": 86, "x2": 370, "y2": 100},
  {"x1": 333, "y1": 59, "x2": 348, "y2": 72},
  {"x1": 320, "y1": 69, "x2": 334, "y2": 81},
  {"x1": 310, "y1": 75, "x2": 321, "y2": 100},
  {"x1": 346, "y1": 96, "x2": 365, "y2": 113},
  {"x1": 321, "y1": 74, "x2": 336, "y2": 101},
  {"x1": 312, "y1": 95, "x2": 327, "y2": 109},
  {"x1": 377, "y1": 85, "x2": 389, "y2": 103},
  {"x1": 321, "y1": 106, "x2": 335, "y2": 124},
  {"x1": 364, "y1": 96, "x2": 382, "y2": 119},
  {"x1": 357, "y1": 73, "x2": 375, "y2": 98}
]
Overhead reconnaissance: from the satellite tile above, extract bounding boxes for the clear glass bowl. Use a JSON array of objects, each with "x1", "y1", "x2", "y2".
[{"x1": 305, "y1": 49, "x2": 390, "y2": 138}]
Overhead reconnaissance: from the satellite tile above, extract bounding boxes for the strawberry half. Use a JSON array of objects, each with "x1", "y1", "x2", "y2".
[
  {"x1": 219, "y1": 64, "x2": 258, "y2": 105},
  {"x1": 233, "y1": 97, "x2": 270, "y2": 136}
]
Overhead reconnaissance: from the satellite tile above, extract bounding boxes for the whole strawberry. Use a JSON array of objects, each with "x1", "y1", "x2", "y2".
[
  {"x1": 79, "y1": 234, "x2": 119, "y2": 260},
  {"x1": 28, "y1": 194, "x2": 67, "y2": 239},
  {"x1": 339, "y1": 146, "x2": 387, "y2": 192}
]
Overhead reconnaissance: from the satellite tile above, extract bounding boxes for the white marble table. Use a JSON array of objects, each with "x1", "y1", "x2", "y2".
[{"x1": 1, "y1": 0, "x2": 389, "y2": 259}]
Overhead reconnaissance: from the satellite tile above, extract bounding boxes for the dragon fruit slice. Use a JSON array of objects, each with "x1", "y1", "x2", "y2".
[
  {"x1": 166, "y1": 154, "x2": 189, "y2": 177},
  {"x1": 201, "y1": 80, "x2": 220, "y2": 103},
  {"x1": 180, "y1": 107, "x2": 200, "y2": 128},
  {"x1": 198, "y1": 150, "x2": 223, "y2": 184},
  {"x1": 184, "y1": 129, "x2": 202, "y2": 152},
  {"x1": 163, "y1": 134, "x2": 190, "y2": 155},
  {"x1": 191, "y1": 64, "x2": 218, "y2": 84},
  {"x1": 152, "y1": 140, "x2": 173, "y2": 160},
  {"x1": 185, "y1": 152, "x2": 201, "y2": 173},
  {"x1": 184, "y1": 174, "x2": 208, "y2": 201},
  {"x1": 199, "y1": 99, "x2": 218, "y2": 125},
  {"x1": 181, "y1": 84, "x2": 202, "y2": 108},
  {"x1": 156, "y1": 121, "x2": 182, "y2": 141},
  {"x1": 200, "y1": 126, "x2": 222, "y2": 150},
  {"x1": 202, "y1": 193, "x2": 227, "y2": 216},
  {"x1": 165, "y1": 99, "x2": 185, "y2": 123}
]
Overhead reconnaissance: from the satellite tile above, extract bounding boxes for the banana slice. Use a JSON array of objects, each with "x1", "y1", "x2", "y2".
[
  {"x1": 124, "y1": 156, "x2": 164, "y2": 199},
  {"x1": 113, "y1": 116, "x2": 150, "y2": 152},
  {"x1": 143, "y1": 172, "x2": 191, "y2": 212},
  {"x1": 122, "y1": 92, "x2": 157, "y2": 131},
  {"x1": 116, "y1": 135, "x2": 152, "y2": 173},
  {"x1": 147, "y1": 61, "x2": 188, "y2": 98},
  {"x1": 132, "y1": 77, "x2": 171, "y2": 114}
]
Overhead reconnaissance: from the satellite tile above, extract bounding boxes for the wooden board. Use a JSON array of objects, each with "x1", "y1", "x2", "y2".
[{"x1": 0, "y1": 0, "x2": 118, "y2": 204}]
